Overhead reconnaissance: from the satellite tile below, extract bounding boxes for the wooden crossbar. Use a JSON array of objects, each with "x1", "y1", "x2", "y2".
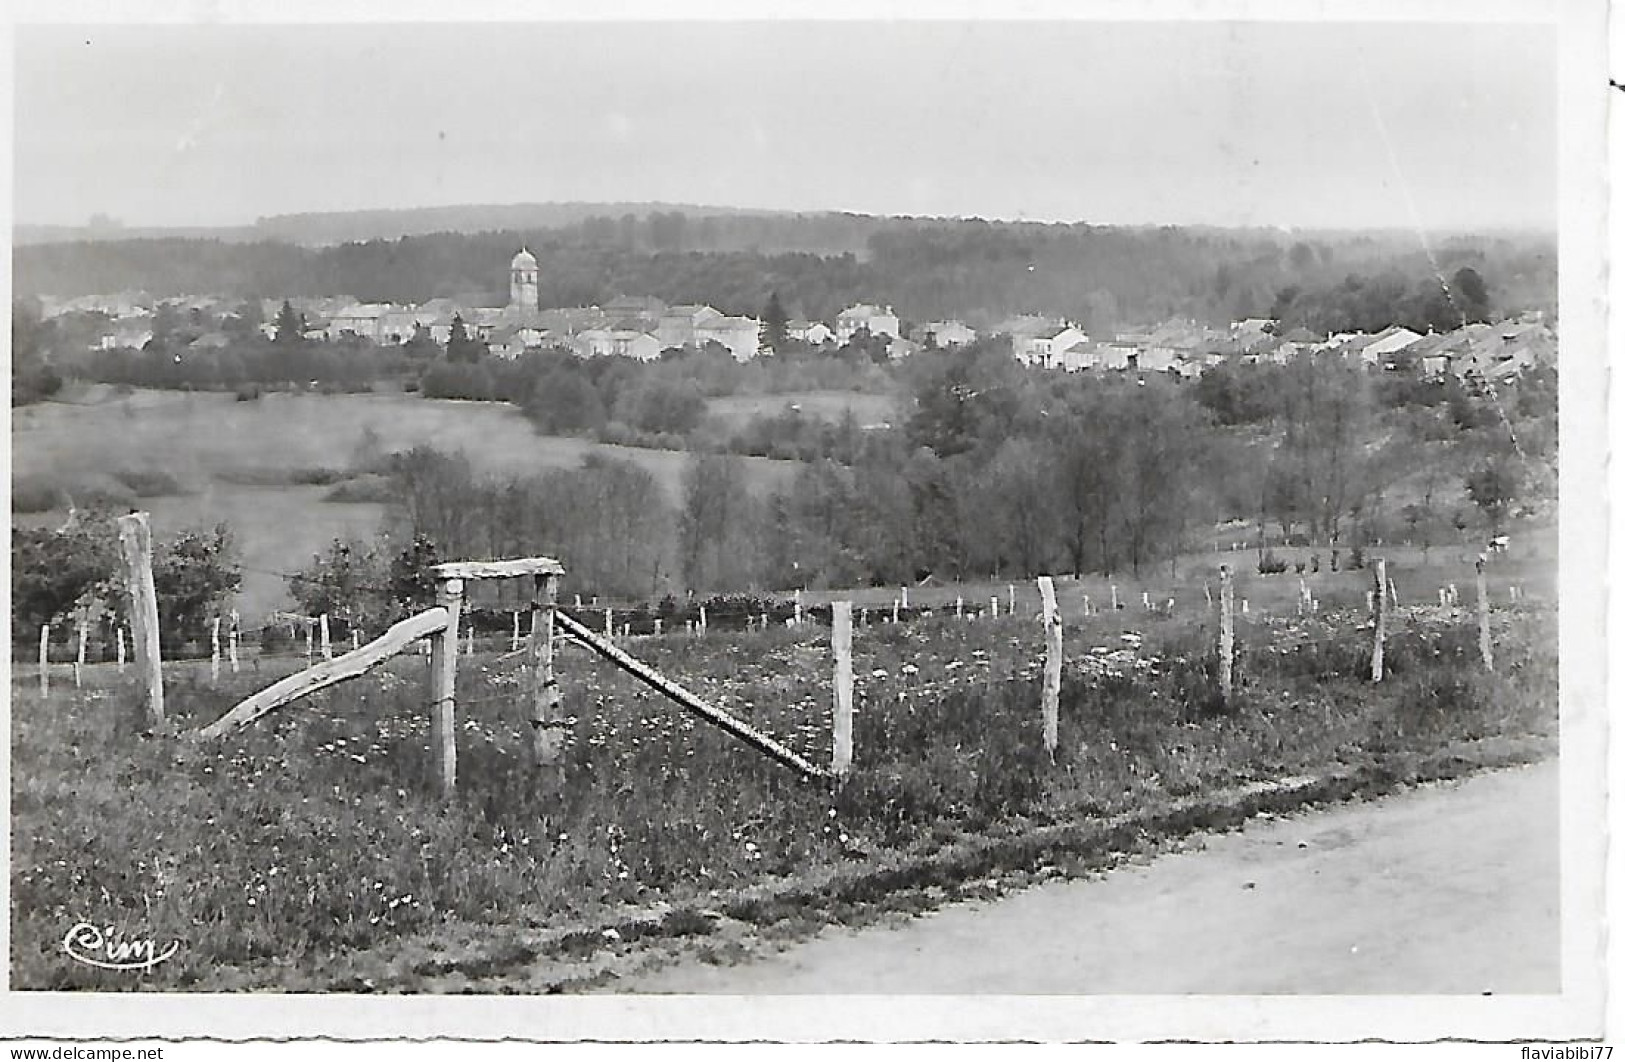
[
  {"x1": 554, "y1": 609, "x2": 830, "y2": 781},
  {"x1": 432, "y1": 558, "x2": 565, "y2": 580},
  {"x1": 195, "y1": 608, "x2": 451, "y2": 740}
]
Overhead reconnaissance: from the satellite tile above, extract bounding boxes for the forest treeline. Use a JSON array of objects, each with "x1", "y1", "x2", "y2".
[
  {"x1": 15, "y1": 213, "x2": 1555, "y2": 332},
  {"x1": 362, "y1": 340, "x2": 1553, "y2": 600}
]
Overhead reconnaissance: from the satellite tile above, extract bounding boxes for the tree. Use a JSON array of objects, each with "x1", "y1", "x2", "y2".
[
  {"x1": 151, "y1": 524, "x2": 242, "y2": 648},
  {"x1": 273, "y1": 300, "x2": 305, "y2": 347},
  {"x1": 678, "y1": 454, "x2": 760, "y2": 592},
  {"x1": 760, "y1": 291, "x2": 789, "y2": 354},
  {"x1": 1465, "y1": 458, "x2": 1522, "y2": 533},
  {"x1": 287, "y1": 537, "x2": 390, "y2": 637},
  {"x1": 1451, "y1": 266, "x2": 1490, "y2": 321},
  {"x1": 445, "y1": 314, "x2": 484, "y2": 363},
  {"x1": 11, "y1": 299, "x2": 62, "y2": 406},
  {"x1": 388, "y1": 535, "x2": 442, "y2": 617}
]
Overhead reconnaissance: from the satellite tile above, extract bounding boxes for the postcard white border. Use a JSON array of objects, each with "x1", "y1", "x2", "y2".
[{"x1": 1, "y1": 0, "x2": 1611, "y2": 1044}]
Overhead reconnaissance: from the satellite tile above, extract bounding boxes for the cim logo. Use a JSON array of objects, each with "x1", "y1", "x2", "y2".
[{"x1": 62, "y1": 922, "x2": 179, "y2": 971}]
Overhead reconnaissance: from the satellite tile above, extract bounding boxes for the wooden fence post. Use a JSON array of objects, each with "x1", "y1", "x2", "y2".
[
  {"x1": 529, "y1": 574, "x2": 563, "y2": 768},
  {"x1": 74, "y1": 621, "x2": 87, "y2": 689},
  {"x1": 320, "y1": 614, "x2": 332, "y2": 661},
  {"x1": 117, "y1": 626, "x2": 127, "y2": 673},
  {"x1": 955, "y1": 595, "x2": 963, "y2": 619},
  {"x1": 1371, "y1": 558, "x2": 1388, "y2": 683},
  {"x1": 1476, "y1": 555, "x2": 1494, "y2": 672},
  {"x1": 430, "y1": 577, "x2": 464, "y2": 798},
  {"x1": 891, "y1": 599, "x2": 899, "y2": 624},
  {"x1": 699, "y1": 605, "x2": 707, "y2": 635},
  {"x1": 511, "y1": 610, "x2": 521, "y2": 652},
  {"x1": 1008, "y1": 584, "x2": 1016, "y2": 615},
  {"x1": 831, "y1": 601, "x2": 853, "y2": 782},
  {"x1": 1037, "y1": 577, "x2": 1061, "y2": 759},
  {"x1": 654, "y1": 618, "x2": 663, "y2": 636},
  {"x1": 39, "y1": 624, "x2": 49, "y2": 697},
  {"x1": 304, "y1": 622, "x2": 313, "y2": 663},
  {"x1": 605, "y1": 607, "x2": 614, "y2": 641},
  {"x1": 901, "y1": 586, "x2": 909, "y2": 610},
  {"x1": 116, "y1": 512, "x2": 165, "y2": 730},
  {"x1": 1111, "y1": 584, "x2": 1119, "y2": 610},
  {"x1": 352, "y1": 629, "x2": 361, "y2": 651},
  {"x1": 1218, "y1": 565, "x2": 1234, "y2": 704},
  {"x1": 794, "y1": 589, "x2": 803, "y2": 626},
  {"x1": 211, "y1": 616, "x2": 221, "y2": 684},
  {"x1": 990, "y1": 596, "x2": 999, "y2": 619},
  {"x1": 229, "y1": 613, "x2": 240, "y2": 674}
]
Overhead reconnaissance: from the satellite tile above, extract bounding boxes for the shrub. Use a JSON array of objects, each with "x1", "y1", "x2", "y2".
[
  {"x1": 1256, "y1": 551, "x2": 1288, "y2": 575},
  {"x1": 322, "y1": 474, "x2": 396, "y2": 504},
  {"x1": 111, "y1": 467, "x2": 189, "y2": 497},
  {"x1": 11, "y1": 477, "x2": 65, "y2": 514}
]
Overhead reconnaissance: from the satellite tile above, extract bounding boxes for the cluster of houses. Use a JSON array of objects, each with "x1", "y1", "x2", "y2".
[
  {"x1": 39, "y1": 247, "x2": 1555, "y2": 386},
  {"x1": 994, "y1": 312, "x2": 1556, "y2": 385}
]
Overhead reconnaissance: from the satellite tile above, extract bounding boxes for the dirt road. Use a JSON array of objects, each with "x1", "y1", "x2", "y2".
[{"x1": 620, "y1": 760, "x2": 1560, "y2": 994}]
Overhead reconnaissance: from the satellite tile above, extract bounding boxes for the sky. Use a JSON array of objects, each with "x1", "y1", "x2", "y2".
[{"x1": 11, "y1": 16, "x2": 1559, "y2": 232}]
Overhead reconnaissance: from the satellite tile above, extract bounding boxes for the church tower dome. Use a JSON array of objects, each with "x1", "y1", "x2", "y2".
[{"x1": 509, "y1": 246, "x2": 539, "y2": 310}]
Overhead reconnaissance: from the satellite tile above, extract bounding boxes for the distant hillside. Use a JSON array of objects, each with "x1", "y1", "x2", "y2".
[{"x1": 16, "y1": 201, "x2": 816, "y2": 250}]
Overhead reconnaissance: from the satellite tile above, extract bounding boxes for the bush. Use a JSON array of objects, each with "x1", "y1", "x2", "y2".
[
  {"x1": 11, "y1": 477, "x2": 65, "y2": 514},
  {"x1": 1256, "y1": 551, "x2": 1288, "y2": 575},
  {"x1": 322, "y1": 474, "x2": 396, "y2": 504},
  {"x1": 111, "y1": 467, "x2": 189, "y2": 497}
]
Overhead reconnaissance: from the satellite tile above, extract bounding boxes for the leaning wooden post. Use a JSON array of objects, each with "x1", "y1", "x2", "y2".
[
  {"x1": 429, "y1": 576, "x2": 464, "y2": 798},
  {"x1": 1037, "y1": 577, "x2": 1062, "y2": 760},
  {"x1": 1476, "y1": 554, "x2": 1494, "y2": 672},
  {"x1": 38, "y1": 624, "x2": 50, "y2": 697},
  {"x1": 116, "y1": 512, "x2": 165, "y2": 729},
  {"x1": 211, "y1": 616, "x2": 221, "y2": 684},
  {"x1": 528, "y1": 573, "x2": 564, "y2": 768},
  {"x1": 1111, "y1": 584, "x2": 1119, "y2": 610},
  {"x1": 1218, "y1": 565, "x2": 1235, "y2": 704},
  {"x1": 831, "y1": 601, "x2": 854, "y2": 783},
  {"x1": 1371, "y1": 558, "x2": 1388, "y2": 682}
]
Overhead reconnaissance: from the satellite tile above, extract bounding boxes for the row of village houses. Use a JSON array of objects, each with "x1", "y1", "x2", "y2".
[{"x1": 46, "y1": 290, "x2": 1554, "y2": 385}]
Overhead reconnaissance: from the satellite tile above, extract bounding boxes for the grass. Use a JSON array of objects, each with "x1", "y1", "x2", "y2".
[
  {"x1": 10, "y1": 601, "x2": 1556, "y2": 991},
  {"x1": 703, "y1": 390, "x2": 896, "y2": 432},
  {"x1": 11, "y1": 388, "x2": 799, "y2": 616}
]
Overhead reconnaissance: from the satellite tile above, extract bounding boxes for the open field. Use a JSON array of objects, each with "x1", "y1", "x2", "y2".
[
  {"x1": 11, "y1": 388, "x2": 800, "y2": 616},
  {"x1": 10, "y1": 595, "x2": 1556, "y2": 991},
  {"x1": 703, "y1": 390, "x2": 896, "y2": 433}
]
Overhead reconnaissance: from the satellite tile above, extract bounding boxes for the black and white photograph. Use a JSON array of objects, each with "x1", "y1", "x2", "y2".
[{"x1": 3, "y1": 0, "x2": 1613, "y2": 1047}]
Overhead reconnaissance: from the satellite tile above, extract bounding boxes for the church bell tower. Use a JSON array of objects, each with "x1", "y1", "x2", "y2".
[{"x1": 509, "y1": 247, "x2": 539, "y2": 310}]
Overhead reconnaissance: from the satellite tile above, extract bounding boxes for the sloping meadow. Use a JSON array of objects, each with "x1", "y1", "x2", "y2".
[{"x1": 11, "y1": 603, "x2": 1555, "y2": 990}]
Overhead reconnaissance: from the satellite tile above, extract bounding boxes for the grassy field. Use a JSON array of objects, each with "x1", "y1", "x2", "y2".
[
  {"x1": 9, "y1": 594, "x2": 1556, "y2": 991},
  {"x1": 11, "y1": 388, "x2": 800, "y2": 616},
  {"x1": 703, "y1": 390, "x2": 896, "y2": 433}
]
